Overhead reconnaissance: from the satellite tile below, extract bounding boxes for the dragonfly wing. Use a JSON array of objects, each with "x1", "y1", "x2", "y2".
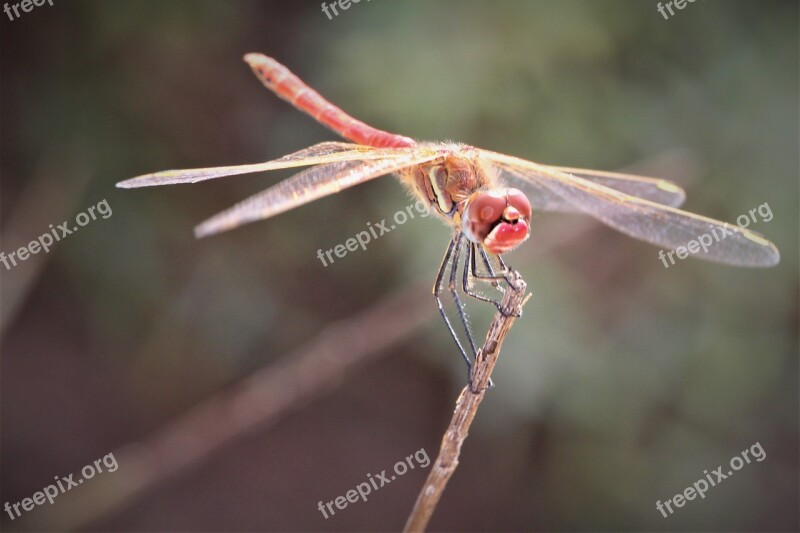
[
  {"x1": 549, "y1": 166, "x2": 686, "y2": 207},
  {"x1": 493, "y1": 164, "x2": 686, "y2": 213},
  {"x1": 194, "y1": 153, "x2": 440, "y2": 238},
  {"x1": 116, "y1": 142, "x2": 416, "y2": 188},
  {"x1": 482, "y1": 150, "x2": 779, "y2": 267}
]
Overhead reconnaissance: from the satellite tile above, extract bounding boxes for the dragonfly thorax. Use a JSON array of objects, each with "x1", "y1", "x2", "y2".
[{"x1": 411, "y1": 154, "x2": 487, "y2": 218}]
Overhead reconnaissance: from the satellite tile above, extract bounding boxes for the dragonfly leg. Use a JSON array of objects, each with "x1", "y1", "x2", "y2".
[
  {"x1": 471, "y1": 246, "x2": 518, "y2": 288},
  {"x1": 495, "y1": 254, "x2": 523, "y2": 317},
  {"x1": 491, "y1": 249, "x2": 519, "y2": 286},
  {"x1": 434, "y1": 235, "x2": 499, "y2": 388},
  {"x1": 462, "y1": 244, "x2": 506, "y2": 311},
  {"x1": 450, "y1": 238, "x2": 499, "y2": 389},
  {"x1": 448, "y1": 235, "x2": 480, "y2": 360},
  {"x1": 433, "y1": 235, "x2": 475, "y2": 380},
  {"x1": 464, "y1": 246, "x2": 523, "y2": 318},
  {"x1": 493, "y1": 252, "x2": 523, "y2": 315},
  {"x1": 478, "y1": 245, "x2": 503, "y2": 291}
]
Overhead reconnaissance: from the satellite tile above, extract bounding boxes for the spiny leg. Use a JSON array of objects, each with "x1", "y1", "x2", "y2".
[
  {"x1": 466, "y1": 245, "x2": 522, "y2": 318},
  {"x1": 497, "y1": 253, "x2": 513, "y2": 278},
  {"x1": 448, "y1": 234, "x2": 479, "y2": 360},
  {"x1": 483, "y1": 246, "x2": 517, "y2": 286},
  {"x1": 478, "y1": 245, "x2": 502, "y2": 290},
  {"x1": 464, "y1": 244, "x2": 518, "y2": 306},
  {"x1": 462, "y1": 244, "x2": 506, "y2": 310},
  {"x1": 433, "y1": 236, "x2": 474, "y2": 375},
  {"x1": 450, "y1": 240, "x2": 498, "y2": 388}
]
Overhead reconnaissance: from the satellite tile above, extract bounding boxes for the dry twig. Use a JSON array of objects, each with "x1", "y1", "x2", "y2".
[{"x1": 404, "y1": 271, "x2": 529, "y2": 532}]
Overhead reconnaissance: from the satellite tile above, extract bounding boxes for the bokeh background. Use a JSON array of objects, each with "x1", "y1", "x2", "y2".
[{"x1": 1, "y1": 1, "x2": 798, "y2": 531}]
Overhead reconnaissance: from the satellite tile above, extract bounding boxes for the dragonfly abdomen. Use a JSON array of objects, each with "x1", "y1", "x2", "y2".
[{"x1": 244, "y1": 53, "x2": 415, "y2": 149}]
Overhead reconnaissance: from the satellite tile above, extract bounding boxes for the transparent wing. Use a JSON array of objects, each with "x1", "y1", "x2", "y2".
[
  {"x1": 494, "y1": 165, "x2": 686, "y2": 213},
  {"x1": 549, "y1": 166, "x2": 686, "y2": 207},
  {"x1": 194, "y1": 153, "x2": 441, "y2": 238},
  {"x1": 116, "y1": 142, "x2": 417, "y2": 188},
  {"x1": 481, "y1": 150, "x2": 779, "y2": 267}
]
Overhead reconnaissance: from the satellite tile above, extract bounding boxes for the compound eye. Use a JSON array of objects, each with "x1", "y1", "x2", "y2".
[
  {"x1": 506, "y1": 188, "x2": 532, "y2": 220},
  {"x1": 462, "y1": 191, "x2": 507, "y2": 242},
  {"x1": 462, "y1": 188, "x2": 532, "y2": 254}
]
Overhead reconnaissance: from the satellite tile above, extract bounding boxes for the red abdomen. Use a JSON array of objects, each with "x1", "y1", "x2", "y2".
[{"x1": 244, "y1": 54, "x2": 415, "y2": 149}]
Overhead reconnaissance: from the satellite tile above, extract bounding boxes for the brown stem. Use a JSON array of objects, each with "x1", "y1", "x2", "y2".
[{"x1": 403, "y1": 271, "x2": 529, "y2": 532}]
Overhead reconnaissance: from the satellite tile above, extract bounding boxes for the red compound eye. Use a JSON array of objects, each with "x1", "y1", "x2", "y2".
[
  {"x1": 462, "y1": 188, "x2": 531, "y2": 254},
  {"x1": 506, "y1": 188, "x2": 532, "y2": 220}
]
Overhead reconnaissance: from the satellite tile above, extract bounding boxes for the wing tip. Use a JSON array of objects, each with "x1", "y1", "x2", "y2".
[
  {"x1": 193, "y1": 221, "x2": 218, "y2": 239},
  {"x1": 655, "y1": 179, "x2": 686, "y2": 207},
  {"x1": 117, "y1": 175, "x2": 161, "y2": 188},
  {"x1": 763, "y1": 243, "x2": 781, "y2": 267},
  {"x1": 116, "y1": 171, "x2": 169, "y2": 189},
  {"x1": 194, "y1": 217, "x2": 234, "y2": 239},
  {"x1": 698, "y1": 231, "x2": 780, "y2": 268},
  {"x1": 740, "y1": 228, "x2": 781, "y2": 267},
  {"x1": 193, "y1": 225, "x2": 210, "y2": 239},
  {"x1": 743, "y1": 243, "x2": 781, "y2": 267}
]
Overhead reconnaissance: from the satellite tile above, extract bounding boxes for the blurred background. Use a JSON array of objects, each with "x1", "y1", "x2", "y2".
[{"x1": 1, "y1": 0, "x2": 797, "y2": 531}]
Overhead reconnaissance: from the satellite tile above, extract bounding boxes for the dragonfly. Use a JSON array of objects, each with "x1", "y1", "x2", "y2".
[{"x1": 118, "y1": 53, "x2": 780, "y2": 379}]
